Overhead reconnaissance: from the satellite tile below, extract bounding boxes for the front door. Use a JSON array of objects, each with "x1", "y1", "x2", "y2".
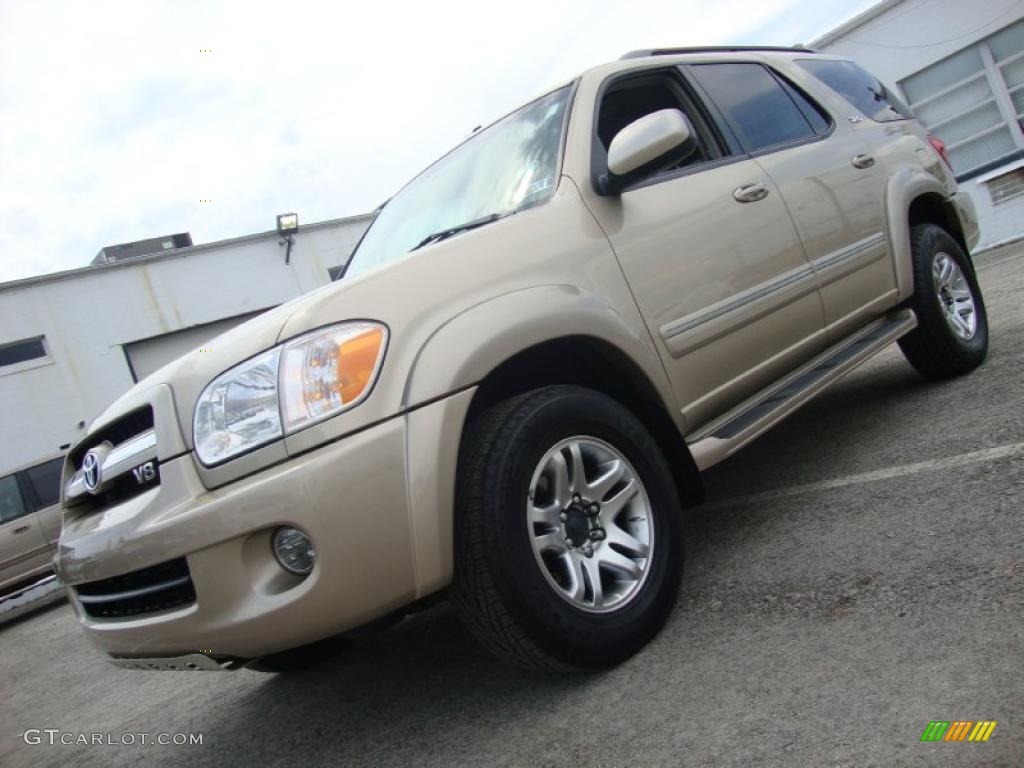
[{"x1": 581, "y1": 67, "x2": 827, "y2": 431}]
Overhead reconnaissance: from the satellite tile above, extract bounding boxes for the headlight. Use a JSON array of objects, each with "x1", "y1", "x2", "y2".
[
  {"x1": 194, "y1": 348, "x2": 283, "y2": 466},
  {"x1": 280, "y1": 322, "x2": 387, "y2": 432},
  {"x1": 194, "y1": 322, "x2": 387, "y2": 466}
]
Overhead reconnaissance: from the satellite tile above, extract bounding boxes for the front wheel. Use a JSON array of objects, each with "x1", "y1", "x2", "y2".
[
  {"x1": 451, "y1": 385, "x2": 683, "y2": 670},
  {"x1": 898, "y1": 223, "x2": 988, "y2": 379}
]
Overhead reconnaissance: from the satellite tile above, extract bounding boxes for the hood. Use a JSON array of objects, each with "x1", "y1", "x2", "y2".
[{"x1": 86, "y1": 180, "x2": 607, "y2": 454}]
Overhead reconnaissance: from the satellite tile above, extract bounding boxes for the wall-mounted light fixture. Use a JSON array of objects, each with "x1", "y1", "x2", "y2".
[{"x1": 277, "y1": 213, "x2": 299, "y2": 265}]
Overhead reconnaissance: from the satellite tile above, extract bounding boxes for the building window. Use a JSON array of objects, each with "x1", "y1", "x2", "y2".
[
  {"x1": 0, "y1": 335, "x2": 49, "y2": 370},
  {"x1": 986, "y1": 167, "x2": 1024, "y2": 205},
  {"x1": 900, "y1": 19, "x2": 1024, "y2": 178}
]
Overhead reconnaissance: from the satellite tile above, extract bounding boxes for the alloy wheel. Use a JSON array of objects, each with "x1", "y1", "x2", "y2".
[
  {"x1": 932, "y1": 251, "x2": 977, "y2": 341},
  {"x1": 526, "y1": 436, "x2": 653, "y2": 613}
]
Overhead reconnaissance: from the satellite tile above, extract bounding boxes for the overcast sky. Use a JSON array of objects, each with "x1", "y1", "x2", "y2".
[{"x1": 0, "y1": 0, "x2": 880, "y2": 283}]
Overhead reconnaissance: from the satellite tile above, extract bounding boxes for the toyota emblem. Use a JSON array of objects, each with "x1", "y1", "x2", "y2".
[{"x1": 82, "y1": 450, "x2": 101, "y2": 493}]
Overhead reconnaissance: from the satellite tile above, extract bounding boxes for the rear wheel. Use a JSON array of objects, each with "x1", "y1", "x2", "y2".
[
  {"x1": 451, "y1": 385, "x2": 683, "y2": 670},
  {"x1": 898, "y1": 223, "x2": 988, "y2": 379}
]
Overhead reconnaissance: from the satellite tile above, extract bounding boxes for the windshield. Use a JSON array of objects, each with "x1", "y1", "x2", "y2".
[{"x1": 345, "y1": 86, "x2": 572, "y2": 278}]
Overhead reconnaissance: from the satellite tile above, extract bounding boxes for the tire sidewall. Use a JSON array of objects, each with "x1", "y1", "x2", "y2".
[
  {"x1": 477, "y1": 389, "x2": 682, "y2": 667},
  {"x1": 913, "y1": 224, "x2": 988, "y2": 361}
]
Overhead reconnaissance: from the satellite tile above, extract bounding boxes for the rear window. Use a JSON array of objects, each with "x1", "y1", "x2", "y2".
[
  {"x1": 797, "y1": 59, "x2": 913, "y2": 122},
  {"x1": 25, "y1": 457, "x2": 63, "y2": 509}
]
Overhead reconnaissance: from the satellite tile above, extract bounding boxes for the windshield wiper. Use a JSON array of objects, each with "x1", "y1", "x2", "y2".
[{"x1": 411, "y1": 212, "x2": 511, "y2": 252}]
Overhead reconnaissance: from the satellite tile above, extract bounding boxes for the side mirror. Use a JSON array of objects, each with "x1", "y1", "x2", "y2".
[{"x1": 600, "y1": 109, "x2": 695, "y2": 195}]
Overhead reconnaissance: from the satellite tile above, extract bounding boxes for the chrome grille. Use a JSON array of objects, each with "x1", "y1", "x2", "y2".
[
  {"x1": 65, "y1": 406, "x2": 160, "y2": 507},
  {"x1": 69, "y1": 406, "x2": 153, "y2": 467}
]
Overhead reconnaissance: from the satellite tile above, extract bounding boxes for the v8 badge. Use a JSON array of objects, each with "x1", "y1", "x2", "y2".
[{"x1": 132, "y1": 461, "x2": 157, "y2": 485}]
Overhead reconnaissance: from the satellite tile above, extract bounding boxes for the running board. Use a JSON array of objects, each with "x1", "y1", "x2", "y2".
[{"x1": 687, "y1": 309, "x2": 917, "y2": 471}]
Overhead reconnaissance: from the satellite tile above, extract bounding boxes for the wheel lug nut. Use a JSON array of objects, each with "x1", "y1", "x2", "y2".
[
  {"x1": 565, "y1": 538, "x2": 574, "y2": 548},
  {"x1": 559, "y1": 512, "x2": 568, "y2": 522},
  {"x1": 583, "y1": 545, "x2": 594, "y2": 558},
  {"x1": 590, "y1": 529, "x2": 603, "y2": 541},
  {"x1": 587, "y1": 502, "x2": 600, "y2": 515},
  {"x1": 572, "y1": 493, "x2": 582, "y2": 504}
]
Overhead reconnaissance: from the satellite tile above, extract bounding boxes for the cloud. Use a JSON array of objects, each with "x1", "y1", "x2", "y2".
[{"x1": 0, "y1": 0, "x2": 878, "y2": 283}]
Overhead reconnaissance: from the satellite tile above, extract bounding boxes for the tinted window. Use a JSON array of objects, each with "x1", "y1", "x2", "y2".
[
  {"x1": 692, "y1": 63, "x2": 816, "y2": 152},
  {"x1": 797, "y1": 59, "x2": 913, "y2": 122},
  {"x1": 25, "y1": 458, "x2": 63, "y2": 509},
  {"x1": 779, "y1": 78, "x2": 831, "y2": 135},
  {"x1": 0, "y1": 474, "x2": 28, "y2": 524},
  {"x1": 596, "y1": 74, "x2": 721, "y2": 170}
]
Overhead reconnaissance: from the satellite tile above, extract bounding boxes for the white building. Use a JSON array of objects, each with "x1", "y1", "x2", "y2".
[
  {"x1": 0, "y1": 213, "x2": 372, "y2": 475},
  {"x1": 813, "y1": 0, "x2": 1024, "y2": 247}
]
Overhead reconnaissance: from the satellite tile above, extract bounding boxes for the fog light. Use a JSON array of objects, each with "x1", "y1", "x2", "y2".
[{"x1": 272, "y1": 527, "x2": 315, "y2": 575}]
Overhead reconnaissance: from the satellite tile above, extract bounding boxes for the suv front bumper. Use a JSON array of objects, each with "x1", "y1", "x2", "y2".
[{"x1": 58, "y1": 416, "x2": 416, "y2": 661}]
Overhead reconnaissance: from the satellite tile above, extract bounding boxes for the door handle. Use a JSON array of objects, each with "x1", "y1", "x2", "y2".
[
  {"x1": 852, "y1": 154, "x2": 875, "y2": 169},
  {"x1": 12, "y1": 525, "x2": 30, "y2": 534},
  {"x1": 733, "y1": 183, "x2": 770, "y2": 203}
]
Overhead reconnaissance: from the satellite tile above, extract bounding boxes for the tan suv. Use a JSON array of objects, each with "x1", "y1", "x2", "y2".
[
  {"x1": 57, "y1": 46, "x2": 986, "y2": 672},
  {"x1": 1, "y1": 455, "x2": 63, "y2": 602}
]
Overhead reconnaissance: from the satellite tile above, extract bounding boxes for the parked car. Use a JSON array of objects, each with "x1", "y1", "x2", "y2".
[
  {"x1": 57, "y1": 45, "x2": 986, "y2": 672},
  {"x1": 1, "y1": 455, "x2": 63, "y2": 600}
]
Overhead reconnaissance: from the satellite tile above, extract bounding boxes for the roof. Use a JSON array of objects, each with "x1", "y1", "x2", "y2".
[
  {"x1": 620, "y1": 45, "x2": 816, "y2": 60},
  {"x1": 576, "y1": 45, "x2": 832, "y2": 88},
  {"x1": 0, "y1": 211, "x2": 375, "y2": 294}
]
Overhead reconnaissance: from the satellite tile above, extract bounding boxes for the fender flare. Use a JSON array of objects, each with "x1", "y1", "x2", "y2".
[
  {"x1": 402, "y1": 283, "x2": 678, "y2": 417},
  {"x1": 885, "y1": 168, "x2": 954, "y2": 301}
]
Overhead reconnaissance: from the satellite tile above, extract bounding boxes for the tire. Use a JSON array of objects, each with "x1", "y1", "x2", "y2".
[
  {"x1": 247, "y1": 636, "x2": 350, "y2": 673},
  {"x1": 898, "y1": 223, "x2": 988, "y2": 379},
  {"x1": 451, "y1": 385, "x2": 683, "y2": 670}
]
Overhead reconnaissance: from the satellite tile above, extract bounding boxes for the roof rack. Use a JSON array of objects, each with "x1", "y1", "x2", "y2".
[{"x1": 620, "y1": 46, "x2": 815, "y2": 60}]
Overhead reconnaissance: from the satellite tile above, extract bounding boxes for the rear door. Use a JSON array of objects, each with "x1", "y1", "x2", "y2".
[
  {"x1": 581, "y1": 67, "x2": 827, "y2": 430},
  {"x1": 0, "y1": 473, "x2": 50, "y2": 591},
  {"x1": 691, "y1": 60, "x2": 900, "y2": 341},
  {"x1": 791, "y1": 57, "x2": 922, "y2": 336}
]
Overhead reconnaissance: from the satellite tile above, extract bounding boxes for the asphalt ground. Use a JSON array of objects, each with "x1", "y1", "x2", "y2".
[{"x1": 1, "y1": 244, "x2": 1022, "y2": 767}]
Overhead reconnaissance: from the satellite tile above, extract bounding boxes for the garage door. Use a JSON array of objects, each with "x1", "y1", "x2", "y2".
[{"x1": 123, "y1": 310, "x2": 269, "y2": 382}]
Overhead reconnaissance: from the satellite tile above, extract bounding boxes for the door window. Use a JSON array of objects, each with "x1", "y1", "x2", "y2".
[
  {"x1": 24, "y1": 458, "x2": 63, "y2": 509},
  {"x1": 691, "y1": 63, "x2": 820, "y2": 152},
  {"x1": 777, "y1": 78, "x2": 833, "y2": 135},
  {"x1": 595, "y1": 70, "x2": 726, "y2": 179},
  {"x1": 0, "y1": 475, "x2": 28, "y2": 524}
]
